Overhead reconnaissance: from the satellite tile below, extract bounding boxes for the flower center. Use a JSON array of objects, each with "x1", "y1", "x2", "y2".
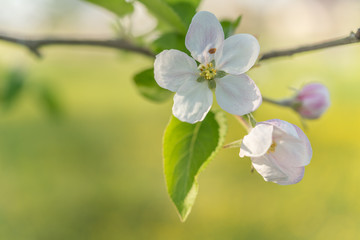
[
  {"x1": 198, "y1": 63, "x2": 217, "y2": 80},
  {"x1": 267, "y1": 142, "x2": 277, "y2": 153}
]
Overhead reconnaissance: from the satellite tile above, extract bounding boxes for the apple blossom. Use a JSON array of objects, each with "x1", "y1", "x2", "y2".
[
  {"x1": 240, "y1": 119, "x2": 312, "y2": 185},
  {"x1": 293, "y1": 83, "x2": 330, "y2": 119},
  {"x1": 154, "y1": 11, "x2": 262, "y2": 123}
]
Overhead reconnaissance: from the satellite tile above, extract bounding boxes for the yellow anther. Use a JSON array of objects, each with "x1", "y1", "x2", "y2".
[
  {"x1": 267, "y1": 142, "x2": 277, "y2": 153},
  {"x1": 198, "y1": 63, "x2": 217, "y2": 81}
]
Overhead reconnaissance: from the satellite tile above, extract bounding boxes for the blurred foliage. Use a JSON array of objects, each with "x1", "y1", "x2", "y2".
[
  {"x1": 138, "y1": 0, "x2": 187, "y2": 34},
  {"x1": 37, "y1": 83, "x2": 63, "y2": 119},
  {"x1": 1, "y1": 69, "x2": 26, "y2": 110},
  {"x1": 221, "y1": 15, "x2": 242, "y2": 38},
  {"x1": 84, "y1": 0, "x2": 133, "y2": 16},
  {"x1": 152, "y1": 32, "x2": 187, "y2": 54},
  {"x1": 169, "y1": 2, "x2": 197, "y2": 27},
  {"x1": 133, "y1": 68, "x2": 172, "y2": 102}
]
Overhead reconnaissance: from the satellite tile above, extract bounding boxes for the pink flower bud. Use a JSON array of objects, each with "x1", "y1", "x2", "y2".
[{"x1": 293, "y1": 83, "x2": 330, "y2": 119}]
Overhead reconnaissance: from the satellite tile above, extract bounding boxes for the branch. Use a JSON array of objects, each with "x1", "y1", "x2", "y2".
[
  {"x1": 259, "y1": 28, "x2": 360, "y2": 61},
  {"x1": 0, "y1": 28, "x2": 359, "y2": 61},
  {"x1": 0, "y1": 32, "x2": 155, "y2": 58}
]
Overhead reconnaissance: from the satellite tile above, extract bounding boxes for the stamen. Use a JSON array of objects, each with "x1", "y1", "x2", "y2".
[
  {"x1": 209, "y1": 48, "x2": 216, "y2": 54},
  {"x1": 267, "y1": 142, "x2": 277, "y2": 153},
  {"x1": 198, "y1": 63, "x2": 217, "y2": 81}
]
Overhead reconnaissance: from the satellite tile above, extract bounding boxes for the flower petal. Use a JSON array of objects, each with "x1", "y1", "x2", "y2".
[
  {"x1": 251, "y1": 155, "x2": 288, "y2": 183},
  {"x1": 215, "y1": 34, "x2": 260, "y2": 75},
  {"x1": 240, "y1": 124, "x2": 273, "y2": 157},
  {"x1": 271, "y1": 126, "x2": 312, "y2": 167},
  {"x1": 185, "y1": 11, "x2": 224, "y2": 64},
  {"x1": 172, "y1": 80, "x2": 213, "y2": 123},
  {"x1": 262, "y1": 119, "x2": 299, "y2": 139},
  {"x1": 252, "y1": 155, "x2": 305, "y2": 185},
  {"x1": 154, "y1": 49, "x2": 198, "y2": 92},
  {"x1": 294, "y1": 124, "x2": 313, "y2": 164},
  {"x1": 275, "y1": 166, "x2": 305, "y2": 185},
  {"x1": 263, "y1": 120, "x2": 312, "y2": 167},
  {"x1": 215, "y1": 74, "x2": 262, "y2": 115}
]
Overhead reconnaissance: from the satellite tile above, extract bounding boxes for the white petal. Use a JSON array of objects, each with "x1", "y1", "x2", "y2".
[
  {"x1": 263, "y1": 120, "x2": 312, "y2": 167},
  {"x1": 274, "y1": 166, "x2": 305, "y2": 185},
  {"x1": 172, "y1": 80, "x2": 213, "y2": 123},
  {"x1": 251, "y1": 155, "x2": 288, "y2": 183},
  {"x1": 252, "y1": 155, "x2": 305, "y2": 185},
  {"x1": 262, "y1": 119, "x2": 299, "y2": 139},
  {"x1": 215, "y1": 34, "x2": 260, "y2": 75},
  {"x1": 294, "y1": 124, "x2": 313, "y2": 164},
  {"x1": 272, "y1": 126, "x2": 312, "y2": 167},
  {"x1": 215, "y1": 74, "x2": 262, "y2": 115},
  {"x1": 154, "y1": 49, "x2": 198, "y2": 92},
  {"x1": 185, "y1": 11, "x2": 224, "y2": 64},
  {"x1": 240, "y1": 124, "x2": 273, "y2": 157}
]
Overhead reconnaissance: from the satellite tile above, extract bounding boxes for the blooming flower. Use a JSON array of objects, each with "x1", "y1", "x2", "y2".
[
  {"x1": 154, "y1": 11, "x2": 262, "y2": 123},
  {"x1": 293, "y1": 83, "x2": 330, "y2": 119},
  {"x1": 240, "y1": 119, "x2": 312, "y2": 185}
]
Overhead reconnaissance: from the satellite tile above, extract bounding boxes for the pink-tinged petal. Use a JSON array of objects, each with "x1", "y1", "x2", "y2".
[
  {"x1": 263, "y1": 120, "x2": 312, "y2": 167},
  {"x1": 240, "y1": 124, "x2": 273, "y2": 157},
  {"x1": 261, "y1": 119, "x2": 299, "y2": 139},
  {"x1": 154, "y1": 49, "x2": 198, "y2": 92},
  {"x1": 215, "y1": 74, "x2": 262, "y2": 115},
  {"x1": 185, "y1": 11, "x2": 224, "y2": 64},
  {"x1": 242, "y1": 119, "x2": 312, "y2": 185},
  {"x1": 268, "y1": 139, "x2": 309, "y2": 168},
  {"x1": 273, "y1": 166, "x2": 305, "y2": 185},
  {"x1": 251, "y1": 155, "x2": 288, "y2": 183},
  {"x1": 252, "y1": 155, "x2": 305, "y2": 185},
  {"x1": 172, "y1": 80, "x2": 213, "y2": 123},
  {"x1": 293, "y1": 124, "x2": 312, "y2": 165},
  {"x1": 215, "y1": 34, "x2": 260, "y2": 75}
]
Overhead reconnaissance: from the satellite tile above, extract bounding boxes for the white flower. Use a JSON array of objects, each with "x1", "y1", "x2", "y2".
[
  {"x1": 240, "y1": 119, "x2": 312, "y2": 185},
  {"x1": 154, "y1": 11, "x2": 262, "y2": 123}
]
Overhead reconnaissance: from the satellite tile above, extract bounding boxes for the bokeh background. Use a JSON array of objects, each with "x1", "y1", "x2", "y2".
[{"x1": 0, "y1": 0, "x2": 359, "y2": 239}]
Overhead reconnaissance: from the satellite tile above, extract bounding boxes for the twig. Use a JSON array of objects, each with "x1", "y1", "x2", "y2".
[
  {"x1": 0, "y1": 28, "x2": 359, "y2": 61},
  {"x1": 262, "y1": 96, "x2": 292, "y2": 107},
  {"x1": 0, "y1": 32, "x2": 155, "y2": 58},
  {"x1": 259, "y1": 28, "x2": 360, "y2": 61},
  {"x1": 234, "y1": 115, "x2": 251, "y2": 132}
]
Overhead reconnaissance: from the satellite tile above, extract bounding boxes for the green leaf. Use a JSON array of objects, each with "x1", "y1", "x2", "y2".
[
  {"x1": 138, "y1": 0, "x2": 187, "y2": 34},
  {"x1": 38, "y1": 84, "x2": 63, "y2": 119},
  {"x1": 84, "y1": 0, "x2": 133, "y2": 17},
  {"x1": 133, "y1": 68, "x2": 172, "y2": 102},
  {"x1": 163, "y1": 110, "x2": 227, "y2": 221},
  {"x1": 221, "y1": 15, "x2": 242, "y2": 38},
  {"x1": 152, "y1": 32, "x2": 187, "y2": 54},
  {"x1": 164, "y1": 0, "x2": 201, "y2": 8},
  {"x1": 2, "y1": 69, "x2": 26, "y2": 110},
  {"x1": 169, "y1": 2, "x2": 196, "y2": 28}
]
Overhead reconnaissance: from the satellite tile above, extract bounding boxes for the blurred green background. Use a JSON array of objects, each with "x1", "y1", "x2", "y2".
[{"x1": 0, "y1": 0, "x2": 359, "y2": 239}]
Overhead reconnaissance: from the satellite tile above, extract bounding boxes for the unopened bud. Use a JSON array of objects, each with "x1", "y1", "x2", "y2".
[{"x1": 292, "y1": 83, "x2": 330, "y2": 119}]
